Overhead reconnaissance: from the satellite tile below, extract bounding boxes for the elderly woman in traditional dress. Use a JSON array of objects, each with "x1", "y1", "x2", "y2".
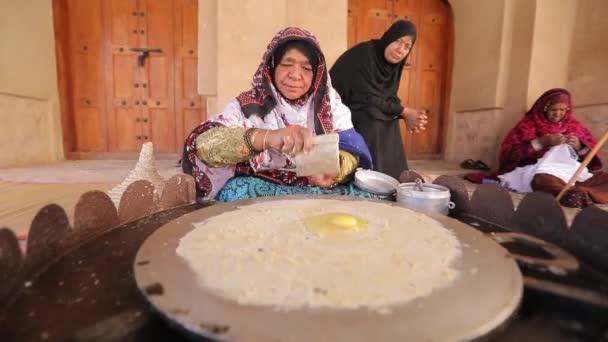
[
  {"x1": 330, "y1": 20, "x2": 428, "y2": 179},
  {"x1": 498, "y1": 88, "x2": 608, "y2": 206},
  {"x1": 182, "y1": 27, "x2": 376, "y2": 201}
]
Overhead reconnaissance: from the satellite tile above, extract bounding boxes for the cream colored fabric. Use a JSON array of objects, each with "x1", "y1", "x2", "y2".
[{"x1": 177, "y1": 199, "x2": 462, "y2": 313}]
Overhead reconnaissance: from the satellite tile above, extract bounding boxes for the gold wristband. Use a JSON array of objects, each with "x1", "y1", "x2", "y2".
[{"x1": 244, "y1": 128, "x2": 263, "y2": 154}]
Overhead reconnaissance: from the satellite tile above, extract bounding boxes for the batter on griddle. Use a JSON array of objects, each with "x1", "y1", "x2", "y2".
[{"x1": 177, "y1": 199, "x2": 462, "y2": 313}]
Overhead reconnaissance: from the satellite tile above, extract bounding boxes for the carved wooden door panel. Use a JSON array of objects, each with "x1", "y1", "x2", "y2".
[
  {"x1": 173, "y1": 0, "x2": 206, "y2": 152},
  {"x1": 103, "y1": 0, "x2": 142, "y2": 152},
  {"x1": 58, "y1": 0, "x2": 205, "y2": 155},
  {"x1": 64, "y1": 0, "x2": 108, "y2": 152},
  {"x1": 104, "y1": 0, "x2": 205, "y2": 153}
]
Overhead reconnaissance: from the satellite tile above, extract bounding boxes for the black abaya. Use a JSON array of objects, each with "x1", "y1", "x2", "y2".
[{"x1": 330, "y1": 20, "x2": 416, "y2": 179}]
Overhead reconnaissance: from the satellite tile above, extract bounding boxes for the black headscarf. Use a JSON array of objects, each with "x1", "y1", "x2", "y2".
[
  {"x1": 330, "y1": 20, "x2": 417, "y2": 115},
  {"x1": 377, "y1": 20, "x2": 417, "y2": 71}
]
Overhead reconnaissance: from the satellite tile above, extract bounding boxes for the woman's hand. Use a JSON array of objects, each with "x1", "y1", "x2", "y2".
[
  {"x1": 401, "y1": 108, "x2": 428, "y2": 132},
  {"x1": 565, "y1": 135, "x2": 582, "y2": 151},
  {"x1": 309, "y1": 173, "x2": 338, "y2": 189},
  {"x1": 539, "y1": 133, "x2": 567, "y2": 147},
  {"x1": 262, "y1": 125, "x2": 313, "y2": 156}
]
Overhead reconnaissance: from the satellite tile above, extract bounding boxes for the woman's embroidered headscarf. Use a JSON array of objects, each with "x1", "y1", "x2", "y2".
[{"x1": 236, "y1": 27, "x2": 333, "y2": 134}]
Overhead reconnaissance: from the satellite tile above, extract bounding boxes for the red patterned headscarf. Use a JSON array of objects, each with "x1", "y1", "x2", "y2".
[
  {"x1": 527, "y1": 88, "x2": 574, "y2": 134},
  {"x1": 235, "y1": 27, "x2": 333, "y2": 134},
  {"x1": 498, "y1": 88, "x2": 601, "y2": 173}
]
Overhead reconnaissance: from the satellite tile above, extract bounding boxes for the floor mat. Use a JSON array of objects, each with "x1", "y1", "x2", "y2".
[
  {"x1": 0, "y1": 160, "x2": 182, "y2": 184},
  {"x1": 0, "y1": 182, "x2": 111, "y2": 235}
]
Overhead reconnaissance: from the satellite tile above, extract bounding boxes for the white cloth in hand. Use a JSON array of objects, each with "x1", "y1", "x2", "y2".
[{"x1": 498, "y1": 144, "x2": 593, "y2": 193}]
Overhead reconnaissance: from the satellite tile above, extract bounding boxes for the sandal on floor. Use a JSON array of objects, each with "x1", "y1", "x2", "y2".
[
  {"x1": 474, "y1": 160, "x2": 491, "y2": 171},
  {"x1": 460, "y1": 159, "x2": 477, "y2": 170},
  {"x1": 460, "y1": 159, "x2": 491, "y2": 171}
]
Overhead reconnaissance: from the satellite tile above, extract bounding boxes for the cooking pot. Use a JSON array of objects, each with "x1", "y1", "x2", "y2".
[{"x1": 396, "y1": 182, "x2": 455, "y2": 215}]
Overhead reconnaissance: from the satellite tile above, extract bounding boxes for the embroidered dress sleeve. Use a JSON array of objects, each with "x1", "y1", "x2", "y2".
[
  {"x1": 498, "y1": 120, "x2": 546, "y2": 174},
  {"x1": 183, "y1": 99, "x2": 261, "y2": 199},
  {"x1": 195, "y1": 126, "x2": 261, "y2": 167},
  {"x1": 334, "y1": 151, "x2": 359, "y2": 184}
]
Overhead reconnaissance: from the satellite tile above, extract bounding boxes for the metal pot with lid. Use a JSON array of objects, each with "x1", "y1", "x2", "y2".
[{"x1": 396, "y1": 181, "x2": 455, "y2": 216}]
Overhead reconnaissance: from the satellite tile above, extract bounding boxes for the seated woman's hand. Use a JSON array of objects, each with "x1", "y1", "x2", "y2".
[
  {"x1": 266, "y1": 125, "x2": 314, "y2": 156},
  {"x1": 539, "y1": 133, "x2": 567, "y2": 147},
  {"x1": 401, "y1": 108, "x2": 428, "y2": 132},
  {"x1": 565, "y1": 135, "x2": 582, "y2": 151},
  {"x1": 308, "y1": 173, "x2": 338, "y2": 189}
]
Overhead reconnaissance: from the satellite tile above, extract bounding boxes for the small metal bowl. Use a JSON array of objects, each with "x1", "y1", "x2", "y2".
[{"x1": 353, "y1": 169, "x2": 399, "y2": 196}]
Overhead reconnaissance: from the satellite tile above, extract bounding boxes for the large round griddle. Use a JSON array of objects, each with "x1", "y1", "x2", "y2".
[{"x1": 134, "y1": 196, "x2": 522, "y2": 342}]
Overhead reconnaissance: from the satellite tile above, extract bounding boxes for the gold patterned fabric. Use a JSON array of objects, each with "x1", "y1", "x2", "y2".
[
  {"x1": 196, "y1": 126, "x2": 359, "y2": 181},
  {"x1": 335, "y1": 151, "x2": 358, "y2": 184},
  {"x1": 195, "y1": 127, "x2": 254, "y2": 167}
]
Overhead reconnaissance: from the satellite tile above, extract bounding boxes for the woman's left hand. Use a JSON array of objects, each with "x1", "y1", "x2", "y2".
[
  {"x1": 309, "y1": 173, "x2": 338, "y2": 189},
  {"x1": 566, "y1": 135, "x2": 582, "y2": 151},
  {"x1": 401, "y1": 108, "x2": 428, "y2": 132}
]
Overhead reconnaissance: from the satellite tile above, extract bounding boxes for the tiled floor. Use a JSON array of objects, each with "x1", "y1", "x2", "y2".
[{"x1": 0, "y1": 159, "x2": 603, "y2": 236}]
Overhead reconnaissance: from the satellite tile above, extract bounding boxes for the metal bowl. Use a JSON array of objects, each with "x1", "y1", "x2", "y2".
[{"x1": 354, "y1": 169, "x2": 399, "y2": 195}]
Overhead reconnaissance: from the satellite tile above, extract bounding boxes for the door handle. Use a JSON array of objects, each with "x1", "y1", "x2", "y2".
[{"x1": 130, "y1": 47, "x2": 162, "y2": 67}]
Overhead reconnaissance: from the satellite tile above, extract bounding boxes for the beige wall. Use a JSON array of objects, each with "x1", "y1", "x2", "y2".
[
  {"x1": 196, "y1": 0, "x2": 607, "y2": 168},
  {"x1": 198, "y1": 0, "x2": 347, "y2": 115},
  {"x1": 1, "y1": 0, "x2": 606, "y2": 168},
  {"x1": 499, "y1": 0, "x2": 537, "y2": 141},
  {"x1": 527, "y1": 0, "x2": 577, "y2": 106},
  {"x1": 567, "y1": 0, "x2": 608, "y2": 105},
  {"x1": 0, "y1": 0, "x2": 63, "y2": 167},
  {"x1": 567, "y1": 0, "x2": 608, "y2": 168},
  {"x1": 198, "y1": 0, "x2": 218, "y2": 96},
  {"x1": 449, "y1": 0, "x2": 506, "y2": 111},
  {"x1": 0, "y1": 94, "x2": 62, "y2": 166},
  {"x1": 444, "y1": 0, "x2": 607, "y2": 170},
  {"x1": 445, "y1": 0, "x2": 510, "y2": 165}
]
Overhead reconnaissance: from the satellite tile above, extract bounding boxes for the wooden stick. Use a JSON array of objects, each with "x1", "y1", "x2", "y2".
[{"x1": 556, "y1": 129, "x2": 608, "y2": 201}]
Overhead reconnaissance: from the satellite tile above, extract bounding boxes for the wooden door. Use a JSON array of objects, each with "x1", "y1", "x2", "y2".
[
  {"x1": 60, "y1": 0, "x2": 108, "y2": 153},
  {"x1": 103, "y1": 0, "x2": 142, "y2": 153},
  {"x1": 55, "y1": 0, "x2": 206, "y2": 157},
  {"x1": 138, "y1": 0, "x2": 177, "y2": 154},
  {"x1": 347, "y1": 0, "x2": 451, "y2": 159},
  {"x1": 173, "y1": 0, "x2": 206, "y2": 154}
]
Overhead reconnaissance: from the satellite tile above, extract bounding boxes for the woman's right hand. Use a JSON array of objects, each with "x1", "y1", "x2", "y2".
[
  {"x1": 401, "y1": 108, "x2": 428, "y2": 132},
  {"x1": 264, "y1": 125, "x2": 314, "y2": 156},
  {"x1": 539, "y1": 133, "x2": 567, "y2": 147},
  {"x1": 309, "y1": 173, "x2": 338, "y2": 189}
]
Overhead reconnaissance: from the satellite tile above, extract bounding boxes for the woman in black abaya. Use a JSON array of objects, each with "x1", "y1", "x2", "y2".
[{"x1": 330, "y1": 20, "x2": 428, "y2": 179}]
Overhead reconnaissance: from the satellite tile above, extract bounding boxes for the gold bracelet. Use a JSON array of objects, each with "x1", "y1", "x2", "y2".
[
  {"x1": 250, "y1": 128, "x2": 260, "y2": 148},
  {"x1": 244, "y1": 128, "x2": 263, "y2": 154},
  {"x1": 262, "y1": 130, "x2": 270, "y2": 150}
]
